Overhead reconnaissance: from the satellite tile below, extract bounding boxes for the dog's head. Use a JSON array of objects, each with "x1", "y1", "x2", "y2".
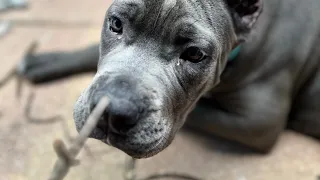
[{"x1": 73, "y1": 0, "x2": 262, "y2": 158}]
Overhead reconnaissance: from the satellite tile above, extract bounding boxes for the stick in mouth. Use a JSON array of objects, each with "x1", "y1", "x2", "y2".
[{"x1": 48, "y1": 97, "x2": 110, "y2": 180}]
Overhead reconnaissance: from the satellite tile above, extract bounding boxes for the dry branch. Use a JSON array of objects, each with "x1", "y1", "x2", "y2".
[
  {"x1": 0, "y1": 41, "x2": 38, "y2": 97},
  {"x1": 142, "y1": 173, "x2": 203, "y2": 180},
  {"x1": 0, "y1": 69, "x2": 15, "y2": 89},
  {"x1": 124, "y1": 157, "x2": 137, "y2": 180},
  {"x1": 123, "y1": 156, "x2": 203, "y2": 180},
  {"x1": 24, "y1": 92, "x2": 62, "y2": 124},
  {"x1": 59, "y1": 116, "x2": 95, "y2": 159},
  {"x1": 48, "y1": 96, "x2": 109, "y2": 180}
]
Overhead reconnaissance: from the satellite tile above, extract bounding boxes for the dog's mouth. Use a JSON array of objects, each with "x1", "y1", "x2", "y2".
[{"x1": 88, "y1": 112, "x2": 168, "y2": 158}]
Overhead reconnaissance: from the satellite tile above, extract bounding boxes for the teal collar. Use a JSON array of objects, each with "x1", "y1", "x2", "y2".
[{"x1": 228, "y1": 45, "x2": 241, "y2": 62}]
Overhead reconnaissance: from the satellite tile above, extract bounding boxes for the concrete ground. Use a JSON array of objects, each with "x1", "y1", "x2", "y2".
[{"x1": 0, "y1": 0, "x2": 319, "y2": 180}]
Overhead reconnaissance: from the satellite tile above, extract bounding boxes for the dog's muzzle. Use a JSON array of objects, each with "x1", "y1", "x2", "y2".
[
  {"x1": 89, "y1": 75, "x2": 146, "y2": 136},
  {"x1": 77, "y1": 74, "x2": 169, "y2": 158}
]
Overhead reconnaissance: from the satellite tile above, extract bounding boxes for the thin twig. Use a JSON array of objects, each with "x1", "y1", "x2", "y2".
[
  {"x1": 24, "y1": 92, "x2": 62, "y2": 124},
  {"x1": 0, "y1": 41, "x2": 38, "y2": 98},
  {"x1": 124, "y1": 157, "x2": 137, "y2": 180},
  {"x1": 15, "y1": 72, "x2": 23, "y2": 99},
  {"x1": 122, "y1": 156, "x2": 203, "y2": 180},
  {"x1": 0, "y1": 68, "x2": 16, "y2": 89},
  {"x1": 60, "y1": 118, "x2": 95, "y2": 159},
  {"x1": 48, "y1": 96, "x2": 109, "y2": 180},
  {"x1": 141, "y1": 173, "x2": 203, "y2": 180},
  {"x1": 0, "y1": 67, "x2": 25, "y2": 100},
  {"x1": 14, "y1": 40, "x2": 37, "y2": 99},
  {"x1": 15, "y1": 41, "x2": 38, "y2": 99},
  {"x1": 53, "y1": 140, "x2": 80, "y2": 167},
  {"x1": 23, "y1": 90, "x2": 95, "y2": 158}
]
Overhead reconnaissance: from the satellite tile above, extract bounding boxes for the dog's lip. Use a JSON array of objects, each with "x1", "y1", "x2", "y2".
[
  {"x1": 112, "y1": 126, "x2": 169, "y2": 158},
  {"x1": 129, "y1": 136, "x2": 167, "y2": 159},
  {"x1": 90, "y1": 113, "x2": 170, "y2": 158},
  {"x1": 93, "y1": 129, "x2": 166, "y2": 158}
]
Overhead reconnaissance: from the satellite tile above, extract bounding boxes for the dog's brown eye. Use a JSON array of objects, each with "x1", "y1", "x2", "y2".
[
  {"x1": 180, "y1": 47, "x2": 206, "y2": 63},
  {"x1": 109, "y1": 17, "x2": 123, "y2": 34}
]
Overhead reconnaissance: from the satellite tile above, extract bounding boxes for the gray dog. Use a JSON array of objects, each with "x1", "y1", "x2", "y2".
[{"x1": 18, "y1": 0, "x2": 320, "y2": 158}]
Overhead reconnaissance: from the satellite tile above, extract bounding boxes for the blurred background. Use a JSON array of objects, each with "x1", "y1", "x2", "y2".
[{"x1": 0, "y1": 0, "x2": 320, "y2": 180}]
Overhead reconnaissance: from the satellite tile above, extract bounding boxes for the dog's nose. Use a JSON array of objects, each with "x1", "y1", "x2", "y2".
[
  {"x1": 94, "y1": 97, "x2": 139, "y2": 135},
  {"x1": 107, "y1": 98, "x2": 139, "y2": 134},
  {"x1": 92, "y1": 75, "x2": 141, "y2": 135}
]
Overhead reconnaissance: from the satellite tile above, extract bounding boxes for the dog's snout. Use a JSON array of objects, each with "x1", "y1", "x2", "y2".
[
  {"x1": 95, "y1": 98, "x2": 139, "y2": 135},
  {"x1": 90, "y1": 75, "x2": 137, "y2": 110},
  {"x1": 92, "y1": 75, "x2": 142, "y2": 135},
  {"x1": 107, "y1": 75, "x2": 136, "y2": 98}
]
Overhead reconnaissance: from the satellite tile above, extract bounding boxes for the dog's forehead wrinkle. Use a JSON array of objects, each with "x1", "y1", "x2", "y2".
[
  {"x1": 174, "y1": 21, "x2": 217, "y2": 45},
  {"x1": 109, "y1": 0, "x2": 146, "y2": 21},
  {"x1": 109, "y1": 0, "x2": 233, "y2": 48},
  {"x1": 156, "y1": 0, "x2": 178, "y2": 26},
  {"x1": 153, "y1": 0, "x2": 231, "y2": 45},
  {"x1": 182, "y1": 0, "x2": 235, "y2": 42}
]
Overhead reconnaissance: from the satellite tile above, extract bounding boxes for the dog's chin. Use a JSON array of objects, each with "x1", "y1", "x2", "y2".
[{"x1": 88, "y1": 127, "x2": 170, "y2": 159}]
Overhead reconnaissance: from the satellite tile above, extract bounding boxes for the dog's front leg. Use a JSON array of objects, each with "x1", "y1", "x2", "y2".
[
  {"x1": 186, "y1": 80, "x2": 291, "y2": 153},
  {"x1": 17, "y1": 44, "x2": 99, "y2": 84}
]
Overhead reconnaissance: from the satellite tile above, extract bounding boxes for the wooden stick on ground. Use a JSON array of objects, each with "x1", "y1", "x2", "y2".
[{"x1": 48, "y1": 97, "x2": 109, "y2": 180}]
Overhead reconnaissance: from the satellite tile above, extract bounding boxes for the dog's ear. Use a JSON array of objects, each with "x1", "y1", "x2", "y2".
[{"x1": 225, "y1": 0, "x2": 263, "y2": 42}]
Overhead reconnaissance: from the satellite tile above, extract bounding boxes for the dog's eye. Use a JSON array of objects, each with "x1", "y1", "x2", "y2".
[
  {"x1": 180, "y1": 47, "x2": 206, "y2": 63},
  {"x1": 109, "y1": 17, "x2": 123, "y2": 34}
]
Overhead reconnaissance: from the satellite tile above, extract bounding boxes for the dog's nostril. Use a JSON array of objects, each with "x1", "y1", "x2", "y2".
[
  {"x1": 109, "y1": 113, "x2": 138, "y2": 135},
  {"x1": 97, "y1": 111, "x2": 109, "y2": 132}
]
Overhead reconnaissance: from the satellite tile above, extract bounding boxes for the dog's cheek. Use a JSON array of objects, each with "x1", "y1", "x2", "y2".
[{"x1": 181, "y1": 62, "x2": 212, "y2": 93}]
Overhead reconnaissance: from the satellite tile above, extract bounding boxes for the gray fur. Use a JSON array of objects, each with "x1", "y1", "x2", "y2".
[{"x1": 73, "y1": 0, "x2": 320, "y2": 158}]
